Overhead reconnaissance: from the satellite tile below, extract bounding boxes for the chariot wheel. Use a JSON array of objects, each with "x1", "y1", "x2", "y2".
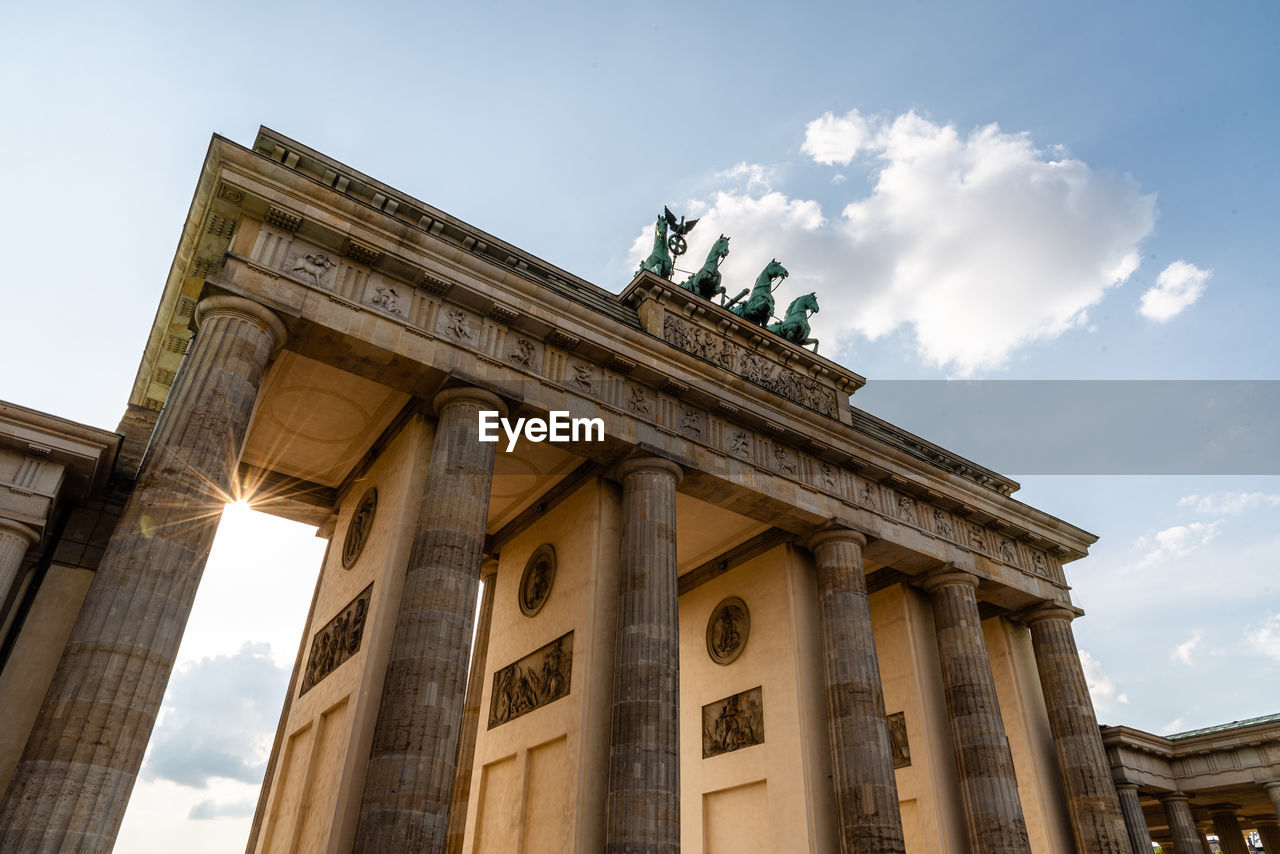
[{"x1": 667, "y1": 234, "x2": 687, "y2": 256}]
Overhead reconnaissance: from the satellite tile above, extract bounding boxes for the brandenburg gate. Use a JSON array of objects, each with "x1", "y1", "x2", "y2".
[{"x1": 0, "y1": 127, "x2": 1150, "y2": 852}]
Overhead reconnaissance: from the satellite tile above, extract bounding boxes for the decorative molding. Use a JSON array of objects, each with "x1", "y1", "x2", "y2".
[
  {"x1": 341, "y1": 488, "x2": 377, "y2": 569},
  {"x1": 205, "y1": 213, "x2": 235, "y2": 239},
  {"x1": 607, "y1": 354, "x2": 638, "y2": 374},
  {"x1": 888, "y1": 711, "x2": 911, "y2": 768},
  {"x1": 518, "y1": 544, "x2": 556, "y2": 617},
  {"x1": 420, "y1": 272, "x2": 452, "y2": 294},
  {"x1": 217, "y1": 184, "x2": 245, "y2": 205},
  {"x1": 488, "y1": 303, "x2": 519, "y2": 324},
  {"x1": 546, "y1": 329, "x2": 581, "y2": 350},
  {"x1": 265, "y1": 206, "x2": 303, "y2": 232},
  {"x1": 345, "y1": 239, "x2": 382, "y2": 266},
  {"x1": 706, "y1": 597, "x2": 749, "y2": 665}
]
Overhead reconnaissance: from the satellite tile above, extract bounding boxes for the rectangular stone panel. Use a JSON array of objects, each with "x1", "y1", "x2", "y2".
[
  {"x1": 299, "y1": 583, "x2": 372, "y2": 695},
  {"x1": 702, "y1": 686, "x2": 765, "y2": 758},
  {"x1": 888, "y1": 710, "x2": 911, "y2": 768},
  {"x1": 487, "y1": 631, "x2": 573, "y2": 728},
  {"x1": 703, "y1": 780, "x2": 770, "y2": 853}
]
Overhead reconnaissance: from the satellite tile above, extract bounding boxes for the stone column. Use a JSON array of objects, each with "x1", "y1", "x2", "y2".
[
  {"x1": 919, "y1": 567, "x2": 1030, "y2": 853},
  {"x1": 445, "y1": 557, "x2": 498, "y2": 854},
  {"x1": 1210, "y1": 808, "x2": 1249, "y2": 854},
  {"x1": 1161, "y1": 793, "x2": 1206, "y2": 854},
  {"x1": 605, "y1": 456, "x2": 682, "y2": 854},
  {"x1": 0, "y1": 295, "x2": 285, "y2": 852},
  {"x1": 1267, "y1": 781, "x2": 1280, "y2": 819},
  {"x1": 1115, "y1": 782, "x2": 1155, "y2": 854},
  {"x1": 353, "y1": 387, "x2": 505, "y2": 853},
  {"x1": 806, "y1": 526, "x2": 906, "y2": 854},
  {"x1": 1256, "y1": 818, "x2": 1280, "y2": 853},
  {"x1": 0, "y1": 518, "x2": 39, "y2": 612},
  {"x1": 1023, "y1": 603, "x2": 1131, "y2": 852}
]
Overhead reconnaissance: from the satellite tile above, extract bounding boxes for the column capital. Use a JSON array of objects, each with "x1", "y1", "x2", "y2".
[
  {"x1": 1160, "y1": 792, "x2": 1192, "y2": 805},
  {"x1": 0, "y1": 517, "x2": 41, "y2": 546},
  {"x1": 613, "y1": 455, "x2": 683, "y2": 486},
  {"x1": 916, "y1": 565, "x2": 978, "y2": 594},
  {"x1": 432, "y1": 386, "x2": 507, "y2": 418},
  {"x1": 480, "y1": 557, "x2": 499, "y2": 582},
  {"x1": 1020, "y1": 601, "x2": 1082, "y2": 626},
  {"x1": 1264, "y1": 780, "x2": 1280, "y2": 794},
  {"x1": 804, "y1": 522, "x2": 868, "y2": 552},
  {"x1": 194, "y1": 295, "x2": 287, "y2": 354},
  {"x1": 1115, "y1": 782, "x2": 1140, "y2": 793}
]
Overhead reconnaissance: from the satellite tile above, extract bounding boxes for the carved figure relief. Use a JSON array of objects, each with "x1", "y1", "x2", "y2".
[
  {"x1": 968, "y1": 524, "x2": 986, "y2": 551},
  {"x1": 519, "y1": 544, "x2": 556, "y2": 617},
  {"x1": 371, "y1": 285, "x2": 403, "y2": 315},
  {"x1": 569, "y1": 363, "x2": 594, "y2": 392},
  {"x1": 897, "y1": 495, "x2": 917, "y2": 525},
  {"x1": 444, "y1": 308, "x2": 475, "y2": 343},
  {"x1": 728, "y1": 431, "x2": 752, "y2": 458},
  {"x1": 932, "y1": 508, "x2": 953, "y2": 538},
  {"x1": 860, "y1": 481, "x2": 880, "y2": 510},
  {"x1": 488, "y1": 632, "x2": 573, "y2": 728},
  {"x1": 661, "y1": 315, "x2": 838, "y2": 418},
  {"x1": 1031, "y1": 550, "x2": 1048, "y2": 576},
  {"x1": 679, "y1": 404, "x2": 703, "y2": 438},
  {"x1": 887, "y1": 711, "x2": 911, "y2": 769},
  {"x1": 706, "y1": 597, "x2": 750, "y2": 665},
  {"x1": 300, "y1": 584, "x2": 372, "y2": 695},
  {"x1": 998, "y1": 538, "x2": 1017, "y2": 563},
  {"x1": 508, "y1": 337, "x2": 536, "y2": 368},
  {"x1": 702, "y1": 686, "x2": 764, "y2": 758},
  {"x1": 287, "y1": 252, "x2": 336, "y2": 285},
  {"x1": 819, "y1": 461, "x2": 838, "y2": 492},
  {"x1": 626, "y1": 384, "x2": 651, "y2": 415},
  {"x1": 773, "y1": 444, "x2": 796, "y2": 475},
  {"x1": 342, "y1": 488, "x2": 377, "y2": 569}
]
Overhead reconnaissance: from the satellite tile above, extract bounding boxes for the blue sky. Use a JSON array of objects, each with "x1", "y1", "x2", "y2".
[{"x1": 2, "y1": 2, "x2": 1277, "y2": 850}]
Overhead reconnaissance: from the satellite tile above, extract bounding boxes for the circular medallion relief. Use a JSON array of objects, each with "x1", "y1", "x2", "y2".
[
  {"x1": 341, "y1": 488, "x2": 377, "y2": 569},
  {"x1": 706, "y1": 596, "x2": 750, "y2": 665},
  {"x1": 519, "y1": 545, "x2": 556, "y2": 617}
]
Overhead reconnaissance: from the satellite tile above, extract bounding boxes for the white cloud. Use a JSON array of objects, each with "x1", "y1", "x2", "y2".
[
  {"x1": 1160, "y1": 717, "x2": 1186, "y2": 735},
  {"x1": 1171, "y1": 631, "x2": 1202, "y2": 666},
  {"x1": 716, "y1": 162, "x2": 776, "y2": 193},
  {"x1": 1177, "y1": 492, "x2": 1280, "y2": 515},
  {"x1": 1079, "y1": 649, "x2": 1130, "y2": 712},
  {"x1": 1139, "y1": 260, "x2": 1210, "y2": 322},
  {"x1": 801, "y1": 109, "x2": 873, "y2": 166},
  {"x1": 1135, "y1": 521, "x2": 1222, "y2": 568},
  {"x1": 629, "y1": 109, "x2": 1157, "y2": 373},
  {"x1": 1247, "y1": 614, "x2": 1280, "y2": 662}
]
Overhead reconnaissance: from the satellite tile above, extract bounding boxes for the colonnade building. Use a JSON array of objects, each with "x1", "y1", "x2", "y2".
[{"x1": 0, "y1": 126, "x2": 1260, "y2": 853}]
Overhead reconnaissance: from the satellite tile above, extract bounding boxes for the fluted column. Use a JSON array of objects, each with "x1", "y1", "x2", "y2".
[
  {"x1": 1162, "y1": 793, "x2": 1205, "y2": 854},
  {"x1": 354, "y1": 387, "x2": 505, "y2": 853},
  {"x1": 806, "y1": 525, "x2": 906, "y2": 853},
  {"x1": 919, "y1": 567, "x2": 1029, "y2": 853},
  {"x1": 1115, "y1": 782, "x2": 1155, "y2": 854},
  {"x1": 605, "y1": 456, "x2": 682, "y2": 854},
  {"x1": 445, "y1": 557, "x2": 498, "y2": 854},
  {"x1": 1267, "y1": 782, "x2": 1280, "y2": 819},
  {"x1": 1023, "y1": 602, "x2": 1131, "y2": 852},
  {"x1": 1211, "y1": 808, "x2": 1249, "y2": 854},
  {"x1": 1256, "y1": 818, "x2": 1280, "y2": 852},
  {"x1": 0, "y1": 295, "x2": 285, "y2": 852},
  {"x1": 0, "y1": 518, "x2": 39, "y2": 612}
]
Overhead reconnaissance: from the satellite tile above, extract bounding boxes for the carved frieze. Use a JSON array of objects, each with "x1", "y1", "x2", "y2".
[
  {"x1": 706, "y1": 597, "x2": 749, "y2": 665},
  {"x1": 300, "y1": 584, "x2": 372, "y2": 695},
  {"x1": 507, "y1": 336, "x2": 539, "y2": 370},
  {"x1": 342, "y1": 488, "x2": 377, "y2": 569},
  {"x1": 370, "y1": 285, "x2": 404, "y2": 316},
  {"x1": 662, "y1": 316, "x2": 838, "y2": 418},
  {"x1": 265, "y1": 206, "x2": 302, "y2": 232},
  {"x1": 702, "y1": 686, "x2": 764, "y2": 758},
  {"x1": 887, "y1": 711, "x2": 910, "y2": 768},
  {"x1": 286, "y1": 252, "x2": 336, "y2": 286},
  {"x1": 488, "y1": 631, "x2": 573, "y2": 728}
]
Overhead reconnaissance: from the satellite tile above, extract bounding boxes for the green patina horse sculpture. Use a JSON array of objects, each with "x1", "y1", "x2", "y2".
[
  {"x1": 680, "y1": 234, "x2": 731, "y2": 302},
  {"x1": 727, "y1": 259, "x2": 788, "y2": 326},
  {"x1": 636, "y1": 215, "x2": 673, "y2": 279},
  {"x1": 768, "y1": 292, "x2": 820, "y2": 352}
]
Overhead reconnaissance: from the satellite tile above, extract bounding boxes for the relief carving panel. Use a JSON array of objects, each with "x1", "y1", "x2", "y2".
[
  {"x1": 488, "y1": 631, "x2": 573, "y2": 728},
  {"x1": 300, "y1": 584, "x2": 372, "y2": 695},
  {"x1": 702, "y1": 686, "x2": 765, "y2": 758}
]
